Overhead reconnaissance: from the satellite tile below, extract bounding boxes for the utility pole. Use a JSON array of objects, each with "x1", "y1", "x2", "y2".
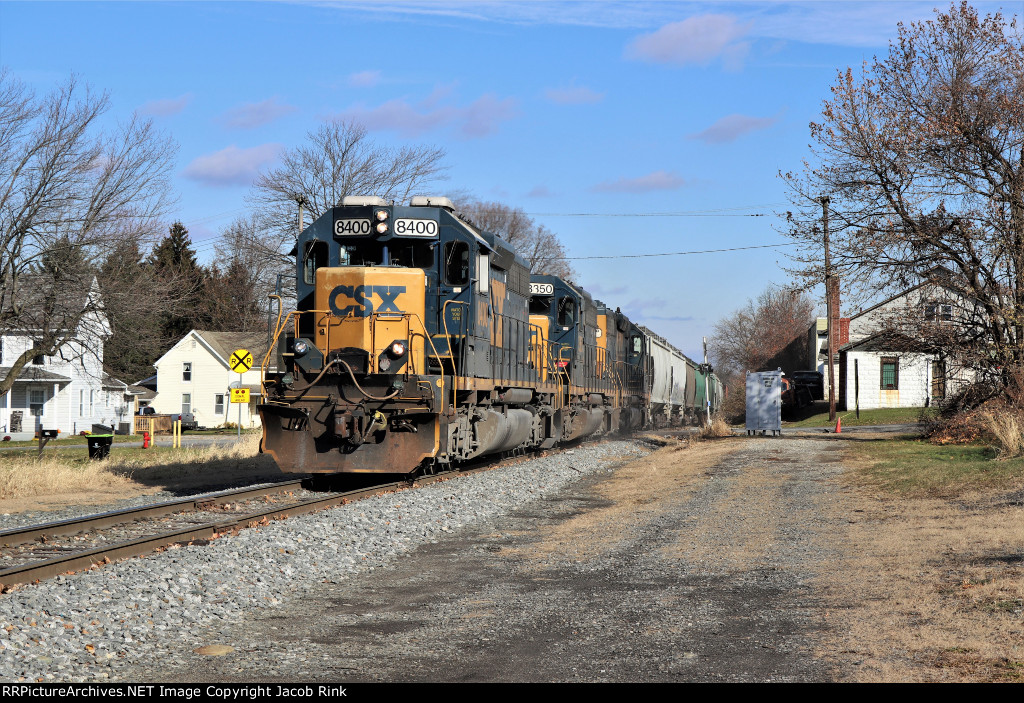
[
  {"x1": 822, "y1": 196, "x2": 836, "y2": 423},
  {"x1": 294, "y1": 194, "x2": 308, "y2": 237}
]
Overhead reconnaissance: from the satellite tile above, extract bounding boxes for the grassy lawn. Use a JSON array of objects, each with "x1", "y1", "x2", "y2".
[
  {"x1": 848, "y1": 438, "x2": 1024, "y2": 497},
  {"x1": 785, "y1": 404, "x2": 940, "y2": 428}
]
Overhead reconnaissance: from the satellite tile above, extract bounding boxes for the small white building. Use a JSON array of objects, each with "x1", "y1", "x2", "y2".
[
  {"x1": 838, "y1": 270, "x2": 973, "y2": 410},
  {"x1": 0, "y1": 279, "x2": 134, "y2": 439},
  {"x1": 150, "y1": 330, "x2": 267, "y2": 429}
]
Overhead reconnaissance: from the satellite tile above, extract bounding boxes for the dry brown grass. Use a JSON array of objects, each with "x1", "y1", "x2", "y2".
[
  {"x1": 698, "y1": 415, "x2": 732, "y2": 439},
  {"x1": 0, "y1": 455, "x2": 135, "y2": 501},
  {"x1": 983, "y1": 411, "x2": 1024, "y2": 458},
  {"x1": 0, "y1": 434, "x2": 279, "y2": 513},
  {"x1": 824, "y1": 448, "x2": 1024, "y2": 682}
]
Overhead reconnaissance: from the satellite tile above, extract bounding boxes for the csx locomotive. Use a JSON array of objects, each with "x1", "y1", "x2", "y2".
[{"x1": 258, "y1": 196, "x2": 721, "y2": 474}]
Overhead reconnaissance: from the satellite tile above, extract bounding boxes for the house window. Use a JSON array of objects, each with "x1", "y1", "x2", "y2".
[
  {"x1": 214, "y1": 393, "x2": 225, "y2": 415},
  {"x1": 29, "y1": 390, "x2": 44, "y2": 417},
  {"x1": 89, "y1": 390, "x2": 94, "y2": 415},
  {"x1": 183, "y1": 362, "x2": 192, "y2": 382},
  {"x1": 931, "y1": 360, "x2": 946, "y2": 400},
  {"x1": 880, "y1": 357, "x2": 899, "y2": 390},
  {"x1": 182, "y1": 394, "x2": 191, "y2": 415},
  {"x1": 79, "y1": 390, "x2": 85, "y2": 416},
  {"x1": 924, "y1": 303, "x2": 953, "y2": 322}
]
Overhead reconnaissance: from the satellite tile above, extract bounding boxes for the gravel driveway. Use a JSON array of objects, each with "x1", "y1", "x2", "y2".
[{"x1": 121, "y1": 436, "x2": 847, "y2": 683}]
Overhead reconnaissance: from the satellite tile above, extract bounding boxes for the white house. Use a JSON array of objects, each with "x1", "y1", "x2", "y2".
[
  {"x1": 150, "y1": 330, "x2": 268, "y2": 429},
  {"x1": 0, "y1": 279, "x2": 134, "y2": 439},
  {"x1": 838, "y1": 270, "x2": 974, "y2": 410}
]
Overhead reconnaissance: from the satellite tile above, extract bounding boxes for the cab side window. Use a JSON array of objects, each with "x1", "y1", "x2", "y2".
[
  {"x1": 303, "y1": 241, "x2": 328, "y2": 284},
  {"x1": 444, "y1": 242, "x2": 470, "y2": 285},
  {"x1": 557, "y1": 297, "x2": 576, "y2": 327}
]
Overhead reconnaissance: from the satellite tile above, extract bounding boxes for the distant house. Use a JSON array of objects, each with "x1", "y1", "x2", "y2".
[
  {"x1": 837, "y1": 270, "x2": 974, "y2": 410},
  {"x1": 150, "y1": 330, "x2": 268, "y2": 429},
  {"x1": 0, "y1": 278, "x2": 134, "y2": 438}
]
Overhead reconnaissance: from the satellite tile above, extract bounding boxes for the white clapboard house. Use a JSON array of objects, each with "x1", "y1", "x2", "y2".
[
  {"x1": 150, "y1": 330, "x2": 268, "y2": 429},
  {"x1": 0, "y1": 278, "x2": 136, "y2": 439}
]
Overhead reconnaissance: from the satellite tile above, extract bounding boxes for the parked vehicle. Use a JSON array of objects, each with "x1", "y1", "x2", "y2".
[
  {"x1": 176, "y1": 412, "x2": 198, "y2": 431},
  {"x1": 791, "y1": 370, "x2": 824, "y2": 401}
]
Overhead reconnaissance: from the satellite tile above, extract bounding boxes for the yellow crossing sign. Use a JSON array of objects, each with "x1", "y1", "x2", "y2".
[
  {"x1": 230, "y1": 388, "x2": 250, "y2": 404},
  {"x1": 229, "y1": 348, "x2": 253, "y2": 373}
]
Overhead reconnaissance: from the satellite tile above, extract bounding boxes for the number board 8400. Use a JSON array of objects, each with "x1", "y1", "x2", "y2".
[
  {"x1": 394, "y1": 219, "x2": 438, "y2": 237},
  {"x1": 334, "y1": 219, "x2": 371, "y2": 236}
]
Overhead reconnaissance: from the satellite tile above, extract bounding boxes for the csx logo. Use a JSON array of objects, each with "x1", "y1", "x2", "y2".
[{"x1": 329, "y1": 285, "x2": 406, "y2": 318}]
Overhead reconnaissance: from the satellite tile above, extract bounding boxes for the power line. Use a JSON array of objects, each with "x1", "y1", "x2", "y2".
[{"x1": 562, "y1": 242, "x2": 796, "y2": 260}]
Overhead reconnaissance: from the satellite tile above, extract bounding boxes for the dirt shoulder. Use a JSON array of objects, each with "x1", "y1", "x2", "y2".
[{"x1": 821, "y1": 448, "x2": 1024, "y2": 682}]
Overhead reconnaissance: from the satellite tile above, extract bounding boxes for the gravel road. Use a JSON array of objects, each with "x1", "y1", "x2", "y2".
[{"x1": 118, "y1": 435, "x2": 846, "y2": 683}]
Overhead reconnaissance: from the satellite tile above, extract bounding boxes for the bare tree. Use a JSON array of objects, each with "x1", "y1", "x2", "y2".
[
  {"x1": 457, "y1": 199, "x2": 576, "y2": 280},
  {"x1": 243, "y1": 120, "x2": 447, "y2": 305},
  {"x1": 0, "y1": 72, "x2": 176, "y2": 395},
  {"x1": 213, "y1": 213, "x2": 284, "y2": 324},
  {"x1": 781, "y1": 3, "x2": 1024, "y2": 398},
  {"x1": 250, "y1": 119, "x2": 446, "y2": 249},
  {"x1": 710, "y1": 287, "x2": 816, "y2": 380}
]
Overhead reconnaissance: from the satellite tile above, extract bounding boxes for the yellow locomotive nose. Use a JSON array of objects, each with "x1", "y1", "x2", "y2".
[{"x1": 314, "y1": 266, "x2": 427, "y2": 373}]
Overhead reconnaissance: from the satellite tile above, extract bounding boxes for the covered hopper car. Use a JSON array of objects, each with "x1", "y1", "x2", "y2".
[{"x1": 258, "y1": 196, "x2": 721, "y2": 475}]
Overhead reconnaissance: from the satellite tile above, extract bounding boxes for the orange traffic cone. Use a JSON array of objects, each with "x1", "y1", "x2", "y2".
[{"x1": 835, "y1": 416, "x2": 842, "y2": 434}]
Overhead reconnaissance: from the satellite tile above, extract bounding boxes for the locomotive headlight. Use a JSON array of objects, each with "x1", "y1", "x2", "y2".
[
  {"x1": 390, "y1": 341, "x2": 406, "y2": 357},
  {"x1": 375, "y1": 222, "x2": 389, "y2": 234},
  {"x1": 375, "y1": 210, "x2": 389, "y2": 221},
  {"x1": 293, "y1": 339, "x2": 309, "y2": 356}
]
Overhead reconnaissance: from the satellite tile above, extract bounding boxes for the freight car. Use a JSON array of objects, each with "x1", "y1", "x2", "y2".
[{"x1": 258, "y1": 196, "x2": 720, "y2": 475}]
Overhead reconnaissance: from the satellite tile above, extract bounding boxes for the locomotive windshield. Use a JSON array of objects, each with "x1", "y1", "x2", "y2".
[{"x1": 338, "y1": 240, "x2": 434, "y2": 268}]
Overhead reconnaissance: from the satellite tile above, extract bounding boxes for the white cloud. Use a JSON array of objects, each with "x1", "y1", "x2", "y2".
[
  {"x1": 348, "y1": 70, "x2": 382, "y2": 88},
  {"x1": 139, "y1": 94, "x2": 193, "y2": 117},
  {"x1": 334, "y1": 89, "x2": 517, "y2": 139},
  {"x1": 544, "y1": 83, "x2": 604, "y2": 105},
  {"x1": 689, "y1": 113, "x2": 779, "y2": 144},
  {"x1": 182, "y1": 144, "x2": 283, "y2": 187},
  {"x1": 591, "y1": 170, "x2": 686, "y2": 194},
  {"x1": 220, "y1": 97, "x2": 298, "y2": 130},
  {"x1": 526, "y1": 185, "x2": 556, "y2": 198},
  {"x1": 626, "y1": 14, "x2": 750, "y2": 69},
  {"x1": 321, "y1": 2, "x2": 942, "y2": 49}
]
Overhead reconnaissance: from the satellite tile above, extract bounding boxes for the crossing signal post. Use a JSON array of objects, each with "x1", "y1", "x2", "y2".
[{"x1": 229, "y1": 348, "x2": 253, "y2": 440}]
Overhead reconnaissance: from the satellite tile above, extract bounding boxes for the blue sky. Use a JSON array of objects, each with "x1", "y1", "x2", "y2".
[{"x1": 1, "y1": 1, "x2": 1014, "y2": 359}]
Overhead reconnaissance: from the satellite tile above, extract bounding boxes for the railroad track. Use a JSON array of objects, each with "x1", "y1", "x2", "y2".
[{"x1": 0, "y1": 471, "x2": 470, "y2": 592}]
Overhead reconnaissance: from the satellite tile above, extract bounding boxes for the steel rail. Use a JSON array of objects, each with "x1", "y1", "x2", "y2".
[
  {"x1": 0, "y1": 480, "x2": 308, "y2": 548},
  {"x1": 0, "y1": 469, "x2": 476, "y2": 592}
]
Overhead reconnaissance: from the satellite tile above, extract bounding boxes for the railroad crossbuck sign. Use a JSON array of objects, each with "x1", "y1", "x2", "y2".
[
  {"x1": 229, "y1": 349, "x2": 253, "y2": 373},
  {"x1": 231, "y1": 388, "x2": 250, "y2": 404}
]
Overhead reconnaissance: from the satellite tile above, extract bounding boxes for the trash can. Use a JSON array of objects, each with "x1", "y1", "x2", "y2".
[{"x1": 86, "y1": 433, "x2": 113, "y2": 460}]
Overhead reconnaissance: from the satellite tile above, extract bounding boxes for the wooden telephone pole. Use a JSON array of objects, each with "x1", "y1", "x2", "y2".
[{"x1": 822, "y1": 196, "x2": 837, "y2": 422}]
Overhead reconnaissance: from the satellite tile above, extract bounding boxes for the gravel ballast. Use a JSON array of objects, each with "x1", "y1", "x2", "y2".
[{"x1": 0, "y1": 440, "x2": 648, "y2": 682}]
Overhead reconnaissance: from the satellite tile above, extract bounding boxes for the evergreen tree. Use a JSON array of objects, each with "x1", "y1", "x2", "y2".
[{"x1": 150, "y1": 221, "x2": 206, "y2": 340}]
